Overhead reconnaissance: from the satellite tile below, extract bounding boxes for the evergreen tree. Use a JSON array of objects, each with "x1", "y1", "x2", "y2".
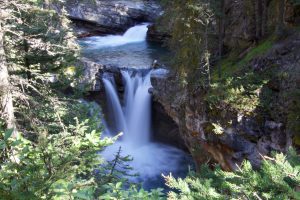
[
  {"x1": 162, "y1": 0, "x2": 215, "y2": 89},
  {"x1": 165, "y1": 149, "x2": 300, "y2": 200}
]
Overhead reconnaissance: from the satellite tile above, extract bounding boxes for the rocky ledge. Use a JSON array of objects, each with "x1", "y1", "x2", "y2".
[
  {"x1": 79, "y1": 57, "x2": 185, "y2": 149},
  {"x1": 53, "y1": 0, "x2": 162, "y2": 37}
]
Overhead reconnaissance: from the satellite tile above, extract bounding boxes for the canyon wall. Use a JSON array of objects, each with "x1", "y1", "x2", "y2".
[{"x1": 151, "y1": 0, "x2": 300, "y2": 170}]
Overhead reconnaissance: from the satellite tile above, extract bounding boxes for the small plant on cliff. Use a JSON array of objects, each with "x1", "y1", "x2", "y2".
[{"x1": 165, "y1": 149, "x2": 300, "y2": 200}]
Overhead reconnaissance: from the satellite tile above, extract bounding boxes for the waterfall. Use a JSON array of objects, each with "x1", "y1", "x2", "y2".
[
  {"x1": 102, "y1": 70, "x2": 190, "y2": 186},
  {"x1": 103, "y1": 71, "x2": 151, "y2": 146},
  {"x1": 90, "y1": 24, "x2": 192, "y2": 188},
  {"x1": 79, "y1": 23, "x2": 171, "y2": 68},
  {"x1": 103, "y1": 78, "x2": 127, "y2": 135},
  {"x1": 82, "y1": 24, "x2": 149, "y2": 48},
  {"x1": 123, "y1": 71, "x2": 152, "y2": 146},
  {"x1": 123, "y1": 24, "x2": 148, "y2": 42}
]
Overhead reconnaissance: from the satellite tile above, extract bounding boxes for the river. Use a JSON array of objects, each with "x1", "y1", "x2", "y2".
[{"x1": 79, "y1": 24, "x2": 192, "y2": 190}]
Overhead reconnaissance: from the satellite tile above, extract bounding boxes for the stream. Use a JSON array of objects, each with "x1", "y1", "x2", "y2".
[{"x1": 79, "y1": 24, "x2": 192, "y2": 190}]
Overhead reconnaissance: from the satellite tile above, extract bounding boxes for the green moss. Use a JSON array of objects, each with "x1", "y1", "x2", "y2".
[
  {"x1": 211, "y1": 57, "x2": 237, "y2": 80},
  {"x1": 240, "y1": 39, "x2": 274, "y2": 66},
  {"x1": 212, "y1": 37, "x2": 274, "y2": 81},
  {"x1": 208, "y1": 37, "x2": 275, "y2": 115}
]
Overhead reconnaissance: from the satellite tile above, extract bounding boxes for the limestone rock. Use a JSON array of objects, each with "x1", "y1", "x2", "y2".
[
  {"x1": 53, "y1": 0, "x2": 162, "y2": 36},
  {"x1": 79, "y1": 57, "x2": 104, "y2": 91}
]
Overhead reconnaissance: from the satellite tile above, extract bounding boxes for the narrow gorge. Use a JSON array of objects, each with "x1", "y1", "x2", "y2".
[
  {"x1": 1, "y1": 0, "x2": 299, "y2": 199},
  {"x1": 74, "y1": 0, "x2": 300, "y2": 172},
  {"x1": 73, "y1": 0, "x2": 300, "y2": 180}
]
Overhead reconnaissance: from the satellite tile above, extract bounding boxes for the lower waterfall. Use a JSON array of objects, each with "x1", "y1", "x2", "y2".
[{"x1": 102, "y1": 70, "x2": 190, "y2": 188}]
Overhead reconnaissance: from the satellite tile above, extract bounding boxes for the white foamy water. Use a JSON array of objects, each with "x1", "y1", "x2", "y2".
[
  {"x1": 82, "y1": 24, "x2": 149, "y2": 48},
  {"x1": 102, "y1": 71, "x2": 190, "y2": 184}
]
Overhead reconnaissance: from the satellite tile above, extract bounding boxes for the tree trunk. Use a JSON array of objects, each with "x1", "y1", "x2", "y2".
[
  {"x1": 23, "y1": 39, "x2": 31, "y2": 79},
  {"x1": 0, "y1": 23, "x2": 16, "y2": 134},
  {"x1": 204, "y1": 21, "x2": 211, "y2": 87},
  {"x1": 261, "y1": 0, "x2": 267, "y2": 37},
  {"x1": 218, "y1": 0, "x2": 225, "y2": 78},
  {"x1": 276, "y1": 0, "x2": 285, "y2": 35},
  {"x1": 255, "y1": 0, "x2": 263, "y2": 40}
]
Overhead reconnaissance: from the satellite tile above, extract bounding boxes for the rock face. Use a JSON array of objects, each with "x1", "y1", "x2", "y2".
[
  {"x1": 147, "y1": 0, "x2": 300, "y2": 169},
  {"x1": 79, "y1": 57, "x2": 125, "y2": 91},
  {"x1": 152, "y1": 101, "x2": 184, "y2": 149},
  {"x1": 53, "y1": 0, "x2": 162, "y2": 36},
  {"x1": 151, "y1": 32, "x2": 300, "y2": 170},
  {"x1": 79, "y1": 58, "x2": 103, "y2": 91},
  {"x1": 222, "y1": 0, "x2": 300, "y2": 50}
]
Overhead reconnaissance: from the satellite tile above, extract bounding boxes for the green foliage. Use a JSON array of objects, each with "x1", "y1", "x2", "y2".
[
  {"x1": 212, "y1": 38, "x2": 274, "y2": 80},
  {"x1": 96, "y1": 146, "x2": 137, "y2": 189},
  {"x1": 207, "y1": 38, "x2": 275, "y2": 115},
  {"x1": 166, "y1": 150, "x2": 300, "y2": 200},
  {"x1": 100, "y1": 183, "x2": 165, "y2": 200},
  {"x1": 207, "y1": 72, "x2": 271, "y2": 114},
  {"x1": 5, "y1": 3, "x2": 78, "y2": 74},
  {"x1": 0, "y1": 119, "x2": 113, "y2": 199}
]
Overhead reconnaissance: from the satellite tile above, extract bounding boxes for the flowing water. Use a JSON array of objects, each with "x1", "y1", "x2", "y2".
[
  {"x1": 82, "y1": 24, "x2": 148, "y2": 48},
  {"x1": 79, "y1": 24, "x2": 170, "y2": 68},
  {"x1": 80, "y1": 24, "x2": 192, "y2": 190}
]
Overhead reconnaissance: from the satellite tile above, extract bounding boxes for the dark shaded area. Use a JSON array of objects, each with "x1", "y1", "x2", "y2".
[{"x1": 152, "y1": 101, "x2": 187, "y2": 151}]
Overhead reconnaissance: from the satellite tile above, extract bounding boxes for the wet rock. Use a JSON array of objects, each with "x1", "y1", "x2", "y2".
[{"x1": 147, "y1": 24, "x2": 171, "y2": 43}]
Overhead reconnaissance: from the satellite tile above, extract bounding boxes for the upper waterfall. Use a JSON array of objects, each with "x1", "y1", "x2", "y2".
[
  {"x1": 123, "y1": 24, "x2": 148, "y2": 42},
  {"x1": 79, "y1": 23, "x2": 170, "y2": 68},
  {"x1": 81, "y1": 24, "x2": 149, "y2": 48}
]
